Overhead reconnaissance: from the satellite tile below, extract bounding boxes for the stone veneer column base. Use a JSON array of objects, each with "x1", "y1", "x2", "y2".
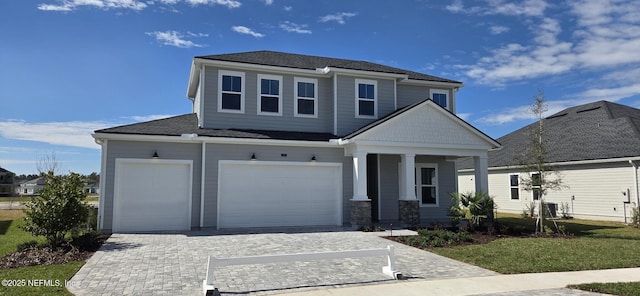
[
  {"x1": 399, "y1": 200, "x2": 420, "y2": 227},
  {"x1": 350, "y1": 200, "x2": 372, "y2": 228}
]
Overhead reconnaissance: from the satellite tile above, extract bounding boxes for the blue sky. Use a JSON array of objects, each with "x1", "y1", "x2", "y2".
[{"x1": 2, "y1": 0, "x2": 640, "y2": 175}]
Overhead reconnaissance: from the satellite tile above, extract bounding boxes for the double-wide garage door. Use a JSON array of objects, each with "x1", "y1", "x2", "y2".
[
  {"x1": 113, "y1": 159, "x2": 192, "y2": 232},
  {"x1": 218, "y1": 161, "x2": 342, "y2": 228}
]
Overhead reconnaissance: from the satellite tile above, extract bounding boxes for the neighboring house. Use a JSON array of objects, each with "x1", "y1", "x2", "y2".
[
  {"x1": 93, "y1": 50, "x2": 500, "y2": 233},
  {"x1": 458, "y1": 100, "x2": 640, "y2": 222},
  {"x1": 84, "y1": 182, "x2": 99, "y2": 194},
  {"x1": 0, "y1": 167, "x2": 15, "y2": 197},
  {"x1": 17, "y1": 177, "x2": 46, "y2": 196}
]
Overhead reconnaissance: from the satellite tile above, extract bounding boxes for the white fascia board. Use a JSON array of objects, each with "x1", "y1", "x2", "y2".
[
  {"x1": 318, "y1": 67, "x2": 408, "y2": 80},
  {"x1": 92, "y1": 132, "x2": 341, "y2": 148},
  {"x1": 193, "y1": 58, "x2": 329, "y2": 78},
  {"x1": 398, "y1": 78, "x2": 463, "y2": 88},
  {"x1": 343, "y1": 141, "x2": 489, "y2": 157},
  {"x1": 458, "y1": 156, "x2": 640, "y2": 173}
]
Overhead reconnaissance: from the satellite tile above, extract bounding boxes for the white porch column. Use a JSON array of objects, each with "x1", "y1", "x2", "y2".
[
  {"x1": 473, "y1": 155, "x2": 489, "y2": 194},
  {"x1": 399, "y1": 154, "x2": 417, "y2": 200},
  {"x1": 352, "y1": 152, "x2": 369, "y2": 200}
]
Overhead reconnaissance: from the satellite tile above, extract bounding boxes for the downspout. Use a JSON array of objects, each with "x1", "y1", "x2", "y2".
[
  {"x1": 200, "y1": 141, "x2": 206, "y2": 228},
  {"x1": 94, "y1": 138, "x2": 107, "y2": 231},
  {"x1": 333, "y1": 73, "x2": 338, "y2": 135},
  {"x1": 630, "y1": 160, "x2": 640, "y2": 213}
]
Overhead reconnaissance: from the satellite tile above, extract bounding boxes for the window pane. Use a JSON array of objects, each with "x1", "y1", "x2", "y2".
[
  {"x1": 298, "y1": 98, "x2": 315, "y2": 115},
  {"x1": 533, "y1": 188, "x2": 541, "y2": 200},
  {"x1": 366, "y1": 84, "x2": 374, "y2": 99},
  {"x1": 532, "y1": 173, "x2": 541, "y2": 186},
  {"x1": 510, "y1": 188, "x2": 519, "y2": 200},
  {"x1": 421, "y1": 187, "x2": 436, "y2": 204},
  {"x1": 221, "y1": 93, "x2": 241, "y2": 110},
  {"x1": 510, "y1": 175, "x2": 519, "y2": 187},
  {"x1": 358, "y1": 83, "x2": 375, "y2": 99},
  {"x1": 421, "y1": 168, "x2": 435, "y2": 185},
  {"x1": 358, "y1": 84, "x2": 367, "y2": 98},
  {"x1": 223, "y1": 75, "x2": 241, "y2": 92},
  {"x1": 261, "y1": 96, "x2": 278, "y2": 113},
  {"x1": 261, "y1": 79, "x2": 279, "y2": 96},
  {"x1": 359, "y1": 100, "x2": 374, "y2": 116},
  {"x1": 433, "y1": 93, "x2": 447, "y2": 107},
  {"x1": 298, "y1": 82, "x2": 314, "y2": 98}
]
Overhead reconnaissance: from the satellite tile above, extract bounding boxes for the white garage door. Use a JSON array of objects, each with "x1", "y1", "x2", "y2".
[
  {"x1": 113, "y1": 159, "x2": 192, "y2": 232},
  {"x1": 218, "y1": 161, "x2": 342, "y2": 228}
]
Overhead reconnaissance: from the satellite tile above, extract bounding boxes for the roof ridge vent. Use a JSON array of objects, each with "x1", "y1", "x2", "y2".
[
  {"x1": 546, "y1": 113, "x2": 567, "y2": 119},
  {"x1": 576, "y1": 106, "x2": 601, "y2": 113}
]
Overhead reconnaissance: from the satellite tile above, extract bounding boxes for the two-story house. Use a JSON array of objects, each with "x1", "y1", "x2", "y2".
[{"x1": 93, "y1": 50, "x2": 500, "y2": 233}]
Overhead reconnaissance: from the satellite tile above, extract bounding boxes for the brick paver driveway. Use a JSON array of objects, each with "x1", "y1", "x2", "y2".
[{"x1": 69, "y1": 228, "x2": 497, "y2": 295}]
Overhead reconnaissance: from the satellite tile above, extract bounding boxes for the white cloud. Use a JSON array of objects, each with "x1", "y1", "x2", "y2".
[
  {"x1": 231, "y1": 26, "x2": 265, "y2": 38},
  {"x1": 445, "y1": 0, "x2": 464, "y2": 13},
  {"x1": 478, "y1": 99, "x2": 575, "y2": 125},
  {"x1": 489, "y1": 25, "x2": 509, "y2": 35},
  {"x1": 38, "y1": 0, "x2": 148, "y2": 11},
  {"x1": 279, "y1": 21, "x2": 311, "y2": 34},
  {"x1": 284, "y1": 5, "x2": 292, "y2": 11},
  {"x1": 319, "y1": 12, "x2": 357, "y2": 24},
  {"x1": 146, "y1": 30, "x2": 205, "y2": 48},
  {"x1": 0, "y1": 115, "x2": 177, "y2": 150},
  {"x1": 261, "y1": 0, "x2": 273, "y2": 5},
  {"x1": 445, "y1": 0, "x2": 547, "y2": 17},
  {"x1": 184, "y1": 0, "x2": 241, "y2": 8}
]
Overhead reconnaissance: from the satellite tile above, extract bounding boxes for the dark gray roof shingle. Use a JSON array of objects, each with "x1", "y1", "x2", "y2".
[
  {"x1": 95, "y1": 114, "x2": 338, "y2": 141},
  {"x1": 197, "y1": 50, "x2": 461, "y2": 84},
  {"x1": 459, "y1": 100, "x2": 640, "y2": 169}
]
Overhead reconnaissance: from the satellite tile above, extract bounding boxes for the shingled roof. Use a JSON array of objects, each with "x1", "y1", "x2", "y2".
[
  {"x1": 94, "y1": 114, "x2": 338, "y2": 142},
  {"x1": 459, "y1": 100, "x2": 640, "y2": 170},
  {"x1": 196, "y1": 50, "x2": 461, "y2": 84}
]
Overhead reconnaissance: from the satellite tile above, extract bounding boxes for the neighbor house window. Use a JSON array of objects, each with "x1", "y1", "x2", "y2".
[
  {"x1": 531, "y1": 173, "x2": 541, "y2": 200},
  {"x1": 416, "y1": 164, "x2": 438, "y2": 206},
  {"x1": 257, "y1": 74, "x2": 282, "y2": 116},
  {"x1": 509, "y1": 174, "x2": 520, "y2": 200},
  {"x1": 430, "y1": 89, "x2": 449, "y2": 108},
  {"x1": 356, "y1": 79, "x2": 377, "y2": 118},
  {"x1": 294, "y1": 77, "x2": 318, "y2": 118},
  {"x1": 218, "y1": 70, "x2": 245, "y2": 113}
]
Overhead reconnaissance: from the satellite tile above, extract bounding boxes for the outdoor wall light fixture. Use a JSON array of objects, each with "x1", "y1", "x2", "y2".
[
  {"x1": 251, "y1": 153, "x2": 256, "y2": 160},
  {"x1": 311, "y1": 155, "x2": 317, "y2": 162},
  {"x1": 152, "y1": 151, "x2": 159, "y2": 159}
]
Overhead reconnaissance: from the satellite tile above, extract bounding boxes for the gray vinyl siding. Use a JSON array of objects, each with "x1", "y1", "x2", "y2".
[
  {"x1": 102, "y1": 140, "x2": 202, "y2": 232},
  {"x1": 378, "y1": 155, "x2": 456, "y2": 223},
  {"x1": 201, "y1": 143, "x2": 351, "y2": 228},
  {"x1": 201, "y1": 66, "x2": 333, "y2": 133},
  {"x1": 335, "y1": 75, "x2": 396, "y2": 136},
  {"x1": 397, "y1": 84, "x2": 455, "y2": 110}
]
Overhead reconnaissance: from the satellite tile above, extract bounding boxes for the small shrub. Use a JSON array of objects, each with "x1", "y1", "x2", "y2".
[
  {"x1": 631, "y1": 207, "x2": 640, "y2": 227},
  {"x1": 523, "y1": 202, "x2": 536, "y2": 218},
  {"x1": 559, "y1": 202, "x2": 572, "y2": 219},
  {"x1": 16, "y1": 241, "x2": 40, "y2": 252}
]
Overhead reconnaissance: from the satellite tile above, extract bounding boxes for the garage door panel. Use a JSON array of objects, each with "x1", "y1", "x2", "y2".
[
  {"x1": 114, "y1": 160, "x2": 192, "y2": 232},
  {"x1": 218, "y1": 161, "x2": 341, "y2": 228}
]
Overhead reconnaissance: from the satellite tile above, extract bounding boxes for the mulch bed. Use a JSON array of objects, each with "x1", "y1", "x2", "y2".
[{"x1": 0, "y1": 234, "x2": 110, "y2": 269}]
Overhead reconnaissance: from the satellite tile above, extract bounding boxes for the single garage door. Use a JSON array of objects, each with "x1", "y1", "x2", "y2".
[
  {"x1": 218, "y1": 161, "x2": 342, "y2": 228},
  {"x1": 113, "y1": 159, "x2": 192, "y2": 232}
]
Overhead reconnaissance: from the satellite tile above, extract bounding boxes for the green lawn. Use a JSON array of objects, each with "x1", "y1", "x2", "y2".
[
  {"x1": 431, "y1": 214, "x2": 640, "y2": 273},
  {"x1": 0, "y1": 195, "x2": 99, "y2": 203},
  {"x1": 568, "y1": 282, "x2": 640, "y2": 296},
  {"x1": 0, "y1": 210, "x2": 84, "y2": 296}
]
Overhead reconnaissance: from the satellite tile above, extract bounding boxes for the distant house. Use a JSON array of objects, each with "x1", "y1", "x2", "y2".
[
  {"x1": 458, "y1": 100, "x2": 640, "y2": 222},
  {"x1": 84, "y1": 181, "x2": 99, "y2": 195},
  {"x1": 17, "y1": 177, "x2": 46, "y2": 196},
  {"x1": 0, "y1": 168, "x2": 15, "y2": 197}
]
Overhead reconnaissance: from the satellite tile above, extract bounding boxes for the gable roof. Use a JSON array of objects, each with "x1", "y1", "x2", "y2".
[
  {"x1": 195, "y1": 50, "x2": 461, "y2": 84},
  {"x1": 342, "y1": 99, "x2": 501, "y2": 150},
  {"x1": 94, "y1": 114, "x2": 337, "y2": 142},
  {"x1": 459, "y1": 100, "x2": 640, "y2": 169}
]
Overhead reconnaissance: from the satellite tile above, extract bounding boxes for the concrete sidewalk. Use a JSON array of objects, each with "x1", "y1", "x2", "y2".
[{"x1": 278, "y1": 267, "x2": 640, "y2": 296}]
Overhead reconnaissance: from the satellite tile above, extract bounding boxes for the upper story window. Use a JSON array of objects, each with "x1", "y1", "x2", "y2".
[
  {"x1": 257, "y1": 74, "x2": 282, "y2": 116},
  {"x1": 355, "y1": 79, "x2": 377, "y2": 118},
  {"x1": 531, "y1": 173, "x2": 542, "y2": 200},
  {"x1": 416, "y1": 164, "x2": 438, "y2": 206},
  {"x1": 509, "y1": 174, "x2": 520, "y2": 200},
  {"x1": 294, "y1": 77, "x2": 318, "y2": 118},
  {"x1": 430, "y1": 89, "x2": 449, "y2": 108},
  {"x1": 218, "y1": 70, "x2": 245, "y2": 113}
]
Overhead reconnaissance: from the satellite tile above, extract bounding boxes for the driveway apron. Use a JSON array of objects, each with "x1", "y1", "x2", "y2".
[{"x1": 68, "y1": 230, "x2": 497, "y2": 295}]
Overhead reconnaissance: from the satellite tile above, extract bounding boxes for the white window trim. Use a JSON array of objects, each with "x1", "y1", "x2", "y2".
[
  {"x1": 355, "y1": 79, "x2": 378, "y2": 119},
  {"x1": 429, "y1": 88, "x2": 449, "y2": 109},
  {"x1": 509, "y1": 174, "x2": 520, "y2": 201},
  {"x1": 218, "y1": 70, "x2": 245, "y2": 114},
  {"x1": 294, "y1": 77, "x2": 318, "y2": 118},
  {"x1": 257, "y1": 74, "x2": 283, "y2": 116},
  {"x1": 416, "y1": 163, "x2": 439, "y2": 207}
]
